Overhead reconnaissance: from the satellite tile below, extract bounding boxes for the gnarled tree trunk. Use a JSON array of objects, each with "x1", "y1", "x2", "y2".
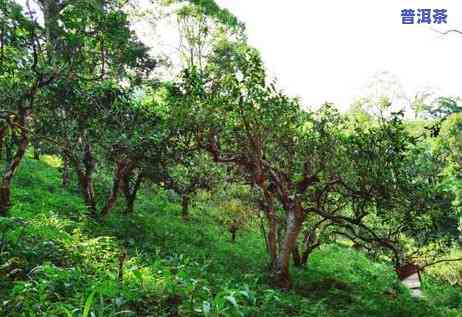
[
  {"x1": 72, "y1": 143, "x2": 97, "y2": 216},
  {"x1": 75, "y1": 169, "x2": 97, "y2": 215},
  {"x1": 205, "y1": 134, "x2": 310, "y2": 290},
  {"x1": 73, "y1": 144, "x2": 131, "y2": 219},
  {"x1": 101, "y1": 159, "x2": 131, "y2": 218},
  {"x1": 0, "y1": 128, "x2": 29, "y2": 216},
  {"x1": 0, "y1": 108, "x2": 30, "y2": 216},
  {"x1": 270, "y1": 208, "x2": 305, "y2": 290},
  {"x1": 71, "y1": 144, "x2": 137, "y2": 219},
  {"x1": 293, "y1": 228, "x2": 320, "y2": 267}
]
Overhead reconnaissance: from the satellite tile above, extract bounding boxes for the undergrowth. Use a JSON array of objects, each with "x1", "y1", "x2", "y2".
[{"x1": 0, "y1": 156, "x2": 461, "y2": 316}]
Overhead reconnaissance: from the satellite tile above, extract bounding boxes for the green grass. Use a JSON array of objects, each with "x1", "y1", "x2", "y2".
[{"x1": 0, "y1": 156, "x2": 461, "y2": 316}]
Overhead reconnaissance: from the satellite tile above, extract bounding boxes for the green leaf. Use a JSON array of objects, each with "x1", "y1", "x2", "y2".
[{"x1": 82, "y1": 290, "x2": 97, "y2": 317}]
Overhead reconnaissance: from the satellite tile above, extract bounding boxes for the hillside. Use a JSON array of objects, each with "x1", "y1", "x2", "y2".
[{"x1": 0, "y1": 156, "x2": 461, "y2": 317}]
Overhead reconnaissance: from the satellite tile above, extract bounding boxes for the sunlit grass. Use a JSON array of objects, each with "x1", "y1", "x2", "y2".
[{"x1": 41, "y1": 154, "x2": 63, "y2": 168}]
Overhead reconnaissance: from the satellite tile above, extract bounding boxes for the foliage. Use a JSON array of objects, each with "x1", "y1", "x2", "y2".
[
  {"x1": 0, "y1": 156, "x2": 461, "y2": 316},
  {"x1": 0, "y1": 0, "x2": 461, "y2": 315}
]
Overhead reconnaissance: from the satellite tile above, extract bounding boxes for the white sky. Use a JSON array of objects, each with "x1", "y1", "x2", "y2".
[
  {"x1": 18, "y1": 0, "x2": 462, "y2": 110},
  {"x1": 215, "y1": 0, "x2": 462, "y2": 109}
]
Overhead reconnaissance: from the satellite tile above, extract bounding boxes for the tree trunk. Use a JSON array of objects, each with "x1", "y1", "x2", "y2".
[
  {"x1": 231, "y1": 229, "x2": 236, "y2": 243},
  {"x1": 292, "y1": 231, "x2": 319, "y2": 268},
  {"x1": 73, "y1": 148, "x2": 134, "y2": 219},
  {"x1": 76, "y1": 170, "x2": 97, "y2": 216},
  {"x1": 300, "y1": 229, "x2": 320, "y2": 266},
  {"x1": 181, "y1": 195, "x2": 190, "y2": 219},
  {"x1": 270, "y1": 208, "x2": 305, "y2": 290},
  {"x1": 73, "y1": 144, "x2": 97, "y2": 216},
  {"x1": 301, "y1": 245, "x2": 317, "y2": 266},
  {"x1": 229, "y1": 222, "x2": 238, "y2": 243},
  {"x1": 261, "y1": 191, "x2": 278, "y2": 266},
  {"x1": 100, "y1": 160, "x2": 129, "y2": 218},
  {"x1": 0, "y1": 131, "x2": 29, "y2": 216},
  {"x1": 123, "y1": 171, "x2": 142, "y2": 214},
  {"x1": 33, "y1": 144, "x2": 40, "y2": 160},
  {"x1": 0, "y1": 184, "x2": 10, "y2": 216}
]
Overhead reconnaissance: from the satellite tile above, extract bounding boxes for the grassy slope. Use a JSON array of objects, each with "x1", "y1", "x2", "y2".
[{"x1": 0, "y1": 156, "x2": 461, "y2": 317}]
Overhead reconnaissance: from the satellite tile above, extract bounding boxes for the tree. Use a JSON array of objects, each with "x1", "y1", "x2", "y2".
[
  {"x1": 429, "y1": 97, "x2": 462, "y2": 118},
  {"x1": 179, "y1": 39, "x2": 349, "y2": 288},
  {"x1": 155, "y1": 152, "x2": 221, "y2": 218},
  {"x1": 0, "y1": 0, "x2": 57, "y2": 215},
  {"x1": 29, "y1": 0, "x2": 156, "y2": 218},
  {"x1": 179, "y1": 37, "x2": 462, "y2": 288},
  {"x1": 323, "y1": 117, "x2": 460, "y2": 276}
]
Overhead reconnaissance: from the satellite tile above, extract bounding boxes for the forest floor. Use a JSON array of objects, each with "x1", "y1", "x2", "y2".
[{"x1": 0, "y1": 155, "x2": 461, "y2": 316}]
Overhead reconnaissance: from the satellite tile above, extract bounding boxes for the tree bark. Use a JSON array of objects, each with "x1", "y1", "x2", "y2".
[
  {"x1": 293, "y1": 230, "x2": 320, "y2": 267},
  {"x1": 271, "y1": 207, "x2": 305, "y2": 290},
  {"x1": 181, "y1": 195, "x2": 190, "y2": 219},
  {"x1": 123, "y1": 170, "x2": 142, "y2": 214},
  {"x1": 300, "y1": 244, "x2": 317, "y2": 266},
  {"x1": 231, "y1": 229, "x2": 236, "y2": 243},
  {"x1": 100, "y1": 160, "x2": 129, "y2": 218},
  {"x1": 71, "y1": 141, "x2": 143, "y2": 219},
  {"x1": 0, "y1": 185, "x2": 10, "y2": 216},
  {"x1": 301, "y1": 229, "x2": 320, "y2": 266},
  {"x1": 0, "y1": 129, "x2": 29, "y2": 216},
  {"x1": 73, "y1": 144, "x2": 97, "y2": 216},
  {"x1": 261, "y1": 191, "x2": 278, "y2": 266},
  {"x1": 75, "y1": 169, "x2": 97, "y2": 216}
]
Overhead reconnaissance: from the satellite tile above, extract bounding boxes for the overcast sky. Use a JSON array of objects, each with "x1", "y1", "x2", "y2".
[
  {"x1": 18, "y1": 0, "x2": 462, "y2": 110},
  {"x1": 215, "y1": 0, "x2": 462, "y2": 109}
]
